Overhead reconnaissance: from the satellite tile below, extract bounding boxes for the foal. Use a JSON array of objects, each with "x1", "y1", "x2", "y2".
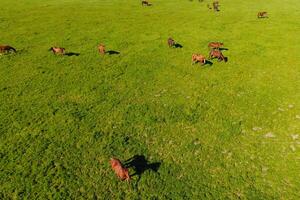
[
  {"x1": 0, "y1": 45, "x2": 16, "y2": 53},
  {"x1": 110, "y1": 158, "x2": 130, "y2": 181}
]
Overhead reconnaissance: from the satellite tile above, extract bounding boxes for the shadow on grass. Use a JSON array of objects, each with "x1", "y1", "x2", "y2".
[
  {"x1": 174, "y1": 43, "x2": 183, "y2": 48},
  {"x1": 124, "y1": 155, "x2": 160, "y2": 183},
  {"x1": 106, "y1": 50, "x2": 120, "y2": 55},
  {"x1": 219, "y1": 47, "x2": 229, "y2": 51},
  {"x1": 65, "y1": 52, "x2": 80, "y2": 56}
]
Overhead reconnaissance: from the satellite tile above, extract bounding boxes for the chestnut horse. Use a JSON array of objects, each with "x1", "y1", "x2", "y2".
[
  {"x1": 192, "y1": 54, "x2": 206, "y2": 65},
  {"x1": 98, "y1": 44, "x2": 105, "y2": 55},
  {"x1": 209, "y1": 49, "x2": 227, "y2": 62},
  {"x1": 208, "y1": 42, "x2": 223, "y2": 49},
  {"x1": 110, "y1": 158, "x2": 130, "y2": 181},
  {"x1": 0, "y1": 45, "x2": 16, "y2": 53},
  {"x1": 49, "y1": 47, "x2": 65, "y2": 55}
]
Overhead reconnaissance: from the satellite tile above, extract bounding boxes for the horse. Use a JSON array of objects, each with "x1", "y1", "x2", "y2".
[
  {"x1": 98, "y1": 44, "x2": 105, "y2": 55},
  {"x1": 110, "y1": 158, "x2": 131, "y2": 181},
  {"x1": 0, "y1": 45, "x2": 16, "y2": 54},
  {"x1": 208, "y1": 42, "x2": 223, "y2": 49},
  {"x1": 167, "y1": 38, "x2": 175, "y2": 48},
  {"x1": 213, "y1": 1, "x2": 219, "y2": 11},
  {"x1": 49, "y1": 47, "x2": 65, "y2": 55},
  {"x1": 192, "y1": 54, "x2": 206, "y2": 65},
  {"x1": 257, "y1": 12, "x2": 268, "y2": 18},
  {"x1": 209, "y1": 49, "x2": 227, "y2": 62},
  {"x1": 142, "y1": 0, "x2": 151, "y2": 6}
]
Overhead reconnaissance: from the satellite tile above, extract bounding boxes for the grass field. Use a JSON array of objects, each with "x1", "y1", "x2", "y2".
[{"x1": 1, "y1": 0, "x2": 300, "y2": 199}]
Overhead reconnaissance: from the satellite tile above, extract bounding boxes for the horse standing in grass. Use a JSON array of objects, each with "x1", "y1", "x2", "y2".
[
  {"x1": 0, "y1": 45, "x2": 16, "y2": 53},
  {"x1": 209, "y1": 49, "x2": 227, "y2": 62},
  {"x1": 167, "y1": 38, "x2": 175, "y2": 48},
  {"x1": 98, "y1": 44, "x2": 105, "y2": 55},
  {"x1": 110, "y1": 158, "x2": 131, "y2": 181},
  {"x1": 192, "y1": 54, "x2": 206, "y2": 65},
  {"x1": 213, "y1": 1, "x2": 219, "y2": 11},
  {"x1": 142, "y1": 0, "x2": 151, "y2": 6},
  {"x1": 257, "y1": 12, "x2": 268, "y2": 18},
  {"x1": 49, "y1": 47, "x2": 65, "y2": 55},
  {"x1": 208, "y1": 42, "x2": 223, "y2": 49}
]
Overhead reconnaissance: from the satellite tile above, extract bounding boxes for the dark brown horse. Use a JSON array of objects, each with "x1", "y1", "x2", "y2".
[
  {"x1": 0, "y1": 45, "x2": 16, "y2": 53},
  {"x1": 49, "y1": 47, "x2": 65, "y2": 55},
  {"x1": 98, "y1": 44, "x2": 105, "y2": 55},
  {"x1": 257, "y1": 12, "x2": 268, "y2": 18},
  {"x1": 110, "y1": 158, "x2": 130, "y2": 181},
  {"x1": 192, "y1": 54, "x2": 206, "y2": 65},
  {"x1": 213, "y1": 1, "x2": 219, "y2": 11},
  {"x1": 167, "y1": 38, "x2": 175, "y2": 47},
  {"x1": 209, "y1": 49, "x2": 227, "y2": 62},
  {"x1": 142, "y1": 0, "x2": 151, "y2": 6}
]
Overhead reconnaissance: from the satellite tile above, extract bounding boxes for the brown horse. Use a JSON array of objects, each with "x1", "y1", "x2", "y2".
[
  {"x1": 192, "y1": 54, "x2": 206, "y2": 65},
  {"x1": 209, "y1": 49, "x2": 227, "y2": 62},
  {"x1": 110, "y1": 158, "x2": 130, "y2": 181},
  {"x1": 167, "y1": 38, "x2": 175, "y2": 47},
  {"x1": 49, "y1": 47, "x2": 65, "y2": 55},
  {"x1": 98, "y1": 44, "x2": 105, "y2": 55},
  {"x1": 0, "y1": 45, "x2": 16, "y2": 53},
  {"x1": 213, "y1": 1, "x2": 219, "y2": 11},
  {"x1": 142, "y1": 0, "x2": 151, "y2": 6},
  {"x1": 208, "y1": 42, "x2": 223, "y2": 49},
  {"x1": 257, "y1": 12, "x2": 268, "y2": 18}
]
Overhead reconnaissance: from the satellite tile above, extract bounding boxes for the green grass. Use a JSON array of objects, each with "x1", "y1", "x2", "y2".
[{"x1": 1, "y1": 0, "x2": 300, "y2": 199}]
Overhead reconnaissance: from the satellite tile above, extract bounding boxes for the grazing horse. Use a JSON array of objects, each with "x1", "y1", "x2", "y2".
[
  {"x1": 208, "y1": 42, "x2": 223, "y2": 49},
  {"x1": 110, "y1": 158, "x2": 130, "y2": 181},
  {"x1": 142, "y1": 0, "x2": 151, "y2": 6},
  {"x1": 192, "y1": 54, "x2": 206, "y2": 65},
  {"x1": 209, "y1": 49, "x2": 227, "y2": 62},
  {"x1": 49, "y1": 47, "x2": 65, "y2": 55},
  {"x1": 257, "y1": 12, "x2": 268, "y2": 18},
  {"x1": 0, "y1": 45, "x2": 16, "y2": 53},
  {"x1": 98, "y1": 44, "x2": 105, "y2": 55},
  {"x1": 167, "y1": 38, "x2": 175, "y2": 48}
]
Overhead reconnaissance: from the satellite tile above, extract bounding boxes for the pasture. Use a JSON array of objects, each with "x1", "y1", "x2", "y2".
[{"x1": 1, "y1": 0, "x2": 300, "y2": 199}]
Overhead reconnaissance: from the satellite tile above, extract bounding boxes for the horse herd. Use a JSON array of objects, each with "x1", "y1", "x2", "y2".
[
  {"x1": 0, "y1": 0, "x2": 269, "y2": 182},
  {"x1": 0, "y1": 40, "x2": 227, "y2": 66}
]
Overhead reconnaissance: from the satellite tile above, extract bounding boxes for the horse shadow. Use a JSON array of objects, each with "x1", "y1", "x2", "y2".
[
  {"x1": 124, "y1": 155, "x2": 161, "y2": 183},
  {"x1": 204, "y1": 60, "x2": 213, "y2": 66},
  {"x1": 65, "y1": 52, "x2": 80, "y2": 56},
  {"x1": 174, "y1": 43, "x2": 183, "y2": 48},
  {"x1": 106, "y1": 50, "x2": 120, "y2": 55},
  {"x1": 219, "y1": 47, "x2": 229, "y2": 51}
]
